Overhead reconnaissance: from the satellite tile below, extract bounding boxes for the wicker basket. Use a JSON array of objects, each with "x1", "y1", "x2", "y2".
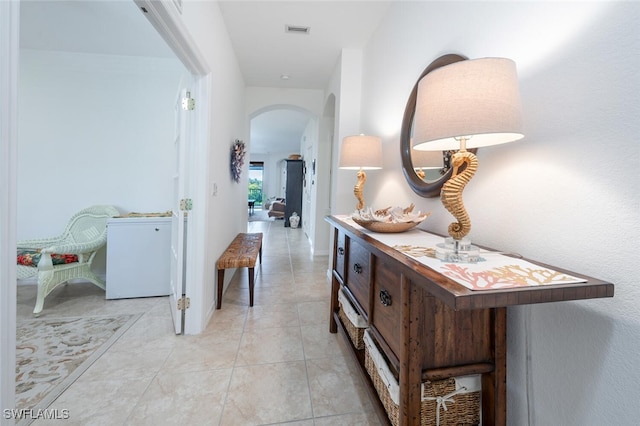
[
  {"x1": 338, "y1": 289, "x2": 367, "y2": 350},
  {"x1": 363, "y1": 331, "x2": 480, "y2": 426}
]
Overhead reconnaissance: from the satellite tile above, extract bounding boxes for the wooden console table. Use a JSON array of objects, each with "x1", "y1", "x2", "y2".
[{"x1": 326, "y1": 215, "x2": 613, "y2": 426}]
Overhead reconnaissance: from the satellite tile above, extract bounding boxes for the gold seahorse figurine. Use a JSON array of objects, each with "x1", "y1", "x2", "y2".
[
  {"x1": 440, "y1": 149, "x2": 478, "y2": 240},
  {"x1": 353, "y1": 169, "x2": 367, "y2": 210}
]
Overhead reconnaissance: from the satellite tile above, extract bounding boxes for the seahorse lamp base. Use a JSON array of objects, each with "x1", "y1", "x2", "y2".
[
  {"x1": 435, "y1": 237, "x2": 481, "y2": 263},
  {"x1": 437, "y1": 138, "x2": 480, "y2": 262},
  {"x1": 353, "y1": 168, "x2": 367, "y2": 211}
]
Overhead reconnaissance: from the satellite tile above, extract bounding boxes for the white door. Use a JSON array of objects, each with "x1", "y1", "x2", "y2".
[{"x1": 169, "y1": 85, "x2": 193, "y2": 334}]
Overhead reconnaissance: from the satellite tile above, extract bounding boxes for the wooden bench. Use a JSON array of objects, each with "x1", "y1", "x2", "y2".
[{"x1": 216, "y1": 232, "x2": 263, "y2": 309}]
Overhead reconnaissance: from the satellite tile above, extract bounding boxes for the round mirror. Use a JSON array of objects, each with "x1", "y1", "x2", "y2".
[{"x1": 401, "y1": 53, "x2": 476, "y2": 197}]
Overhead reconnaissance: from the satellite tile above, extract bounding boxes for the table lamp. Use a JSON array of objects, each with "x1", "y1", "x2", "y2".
[
  {"x1": 339, "y1": 134, "x2": 383, "y2": 211},
  {"x1": 412, "y1": 57, "x2": 524, "y2": 262}
]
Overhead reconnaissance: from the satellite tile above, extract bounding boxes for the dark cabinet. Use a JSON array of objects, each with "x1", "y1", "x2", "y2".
[
  {"x1": 284, "y1": 160, "x2": 303, "y2": 227},
  {"x1": 326, "y1": 215, "x2": 614, "y2": 426}
]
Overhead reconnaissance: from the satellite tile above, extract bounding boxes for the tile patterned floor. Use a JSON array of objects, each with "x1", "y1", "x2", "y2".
[{"x1": 17, "y1": 220, "x2": 384, "y2": 425}]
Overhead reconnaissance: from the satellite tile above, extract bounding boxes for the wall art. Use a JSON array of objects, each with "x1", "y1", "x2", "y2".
[{"x1": 230, "y1": 139, "x2": 246, "y2": 183}]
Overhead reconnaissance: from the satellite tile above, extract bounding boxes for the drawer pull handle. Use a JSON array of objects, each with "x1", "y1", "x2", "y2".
[
  {"x1": 379, "y1": 289, "x2": 392, "y2": 306},
  {"x1": 353, "y1": 263, "x2": 363, "y2": 274},
  {"x1": 155, "y1": 228, "x2": 160, "y2": 231},
  {"x1": 338, "y1": 247, "x2": 345, "y2": 256}
]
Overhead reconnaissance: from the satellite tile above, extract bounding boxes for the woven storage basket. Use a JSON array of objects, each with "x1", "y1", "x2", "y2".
[
  {"x1": 338, "y1": 289, "x2": 367, "y2": 350},
  {"x1": 363, "y1": 331, "x2": 480, "y2": 426}
]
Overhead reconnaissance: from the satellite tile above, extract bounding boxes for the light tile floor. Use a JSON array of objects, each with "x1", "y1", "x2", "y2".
[{"x1": 17, "y1": 220, "x2": 384, "y2": 425}]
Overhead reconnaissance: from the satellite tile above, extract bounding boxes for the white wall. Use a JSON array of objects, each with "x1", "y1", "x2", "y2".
[
  {"x1": 18, "y1": 49, "x2": 185, "y2": 272},
  {"x1": 300, "y1": 120, "x2": 317, "y2": 242},
  {"x1": 328, "y1": 48, "x2": 366, "y2": 216},
  {"x1": 312, "y1": 94, "x2": 335, "y2": 256},
  {"x1": 349, "y1": 2, "x2": 639, "y2": 425},
  {"x1": 179, "y1": 1, "x2": 248, "y2": 331},
  {"x1": 246, "y1": 87, "x2": 324, "y2": 119},
  {"x1": 18, "y1": 50, "x2": 185, "y2": 235}
]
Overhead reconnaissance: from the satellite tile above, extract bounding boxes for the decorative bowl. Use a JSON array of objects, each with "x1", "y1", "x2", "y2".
[
  {"x1": 351, "y1": 217, "x2": 422, "y2": 233},
  {"x1": 350, "y1": 204, "x2": 430, "y2": 233}
]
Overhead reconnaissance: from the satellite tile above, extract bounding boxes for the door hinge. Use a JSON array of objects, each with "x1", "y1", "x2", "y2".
[
  {"x1": 182, "y1": 92, "x2": 195, "y2": 111},
  {"x1": 180, "y1": 198, "x2": 193, "y2": 211},
  {"x1": 177, "y1": 297, "x2": 190, "y2": 310}
]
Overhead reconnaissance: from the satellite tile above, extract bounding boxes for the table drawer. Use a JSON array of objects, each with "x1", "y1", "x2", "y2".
[
  {"x1": 371, "y1": 259, "x2": 402, "y2": 359},
  {"x1": 346, "y1": 238, "x2": 370, "y2": 317}
]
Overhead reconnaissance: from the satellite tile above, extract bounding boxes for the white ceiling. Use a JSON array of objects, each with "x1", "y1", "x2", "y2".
[
  {"x1": 19, "y1": 1, "x2": 175, "y2": 58},
  {"x1": 218, "y1": 1, "x2": 390, "y2": 90},
  {"x1": 19, "y1": 0, "x2": 391, "y2": 155},
  {"x1": 250, "y1": 109, "x2": 312, "y2": 156}
]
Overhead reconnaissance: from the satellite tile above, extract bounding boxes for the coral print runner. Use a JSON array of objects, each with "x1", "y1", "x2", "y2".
[
  {"x1": 430, "y1": 258, "x2": 585, "y2": 290},
  {"x1": 340, "y1": 216, "x2": 586, "y2": 291}
]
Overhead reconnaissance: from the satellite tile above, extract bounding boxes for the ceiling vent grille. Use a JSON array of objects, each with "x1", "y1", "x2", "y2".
[{"x1": 285, "y1": 25, "x2": 310, "y2": 34}]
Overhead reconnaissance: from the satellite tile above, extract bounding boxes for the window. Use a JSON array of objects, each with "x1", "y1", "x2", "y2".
[{"x1": 248, "y1": 162, "x2": 264, "y2": 207}]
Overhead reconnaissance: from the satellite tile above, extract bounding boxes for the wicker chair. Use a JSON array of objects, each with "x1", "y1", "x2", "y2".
[{"x1": 17, "y1": 205, "x2": 120, "y2": 315}]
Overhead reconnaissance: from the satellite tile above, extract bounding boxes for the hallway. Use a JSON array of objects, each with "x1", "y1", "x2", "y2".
[{"x1": 16, "y1": 220, "x2": 383, "y2": 425}]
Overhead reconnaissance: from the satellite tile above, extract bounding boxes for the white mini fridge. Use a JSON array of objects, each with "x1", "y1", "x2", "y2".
[{"x1": 106, "y1": 216, "x2": 172, "y2": 299}]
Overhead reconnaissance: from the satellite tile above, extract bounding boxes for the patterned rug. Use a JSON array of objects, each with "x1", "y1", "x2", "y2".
[
  {"x1": 15, "y1": 314, "x2": 141, "y2": 415},
  {"x1": 248, "y1": 208, "x2": 274, "y2": 222}
]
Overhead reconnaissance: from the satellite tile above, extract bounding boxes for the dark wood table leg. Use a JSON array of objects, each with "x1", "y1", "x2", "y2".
[
  {"x1": 399, "y1": 275, "x2": 422, "y2": 425},
  {"x1": 482, "y1": 307, "x2": 507, "y2": 425},
  {"x1": 329, "y1": 273, "x2": 339, "y2": 333},
  {"x1": 249, "y1": 267, "x2": 255, "y2": 307},
  {"x1": 216, "y1": 269, "x2": 224, "y2": 309}
]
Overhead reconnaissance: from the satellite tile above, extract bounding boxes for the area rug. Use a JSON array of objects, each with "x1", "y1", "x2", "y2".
[
  {"x1": 248, "y1": 209, "x2": 273, "y2": 222},
  {"x1": 15, "y1": 314, "x2": 141, "y2": 415}
]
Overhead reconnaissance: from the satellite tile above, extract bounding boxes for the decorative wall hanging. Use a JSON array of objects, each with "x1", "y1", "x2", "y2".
[{"x1": 230, "y1": 139, "x2": 246, "y2": 183}]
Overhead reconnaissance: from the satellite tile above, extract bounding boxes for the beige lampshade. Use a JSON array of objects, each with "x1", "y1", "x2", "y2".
[
  {"x1": 413, "y1": 57, "x2": 524, "y2": 151},
  {"x1": 411, "y1": 149, "x2": 443, "y2": 169},
  {"x1": 339, "y1": 134, "x2": 383, "y2": 170}
]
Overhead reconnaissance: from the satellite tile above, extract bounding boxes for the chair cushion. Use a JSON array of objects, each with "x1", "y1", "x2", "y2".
[{"x1": 17, "y1": 249, "x2": 78, "y2": 267}]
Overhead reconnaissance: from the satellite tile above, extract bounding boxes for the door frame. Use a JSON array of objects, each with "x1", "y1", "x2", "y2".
[
  {"x1": 169, "y1": 84, "x2": 191, "y2": 335},
  {"x1": 0, "y1": 0, "x2": 19, "y2": 418},
  {"x1": 0, "y1": 1, "x2": 211, "y2": 413},
  {"x1": 134, "y1": 0, "x2": 211, "y2": 335}
]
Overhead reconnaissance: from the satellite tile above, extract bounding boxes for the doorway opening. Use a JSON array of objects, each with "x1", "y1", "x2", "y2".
[{"x1": 249, "y1": 162, "x2": 264, "y2": 212}]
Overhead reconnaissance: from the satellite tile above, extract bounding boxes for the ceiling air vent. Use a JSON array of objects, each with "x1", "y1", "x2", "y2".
[{"x1": 285, "y1": 25, "x2": 310, "y2": 35}]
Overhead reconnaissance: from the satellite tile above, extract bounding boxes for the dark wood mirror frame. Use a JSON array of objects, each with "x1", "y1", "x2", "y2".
[{"x1": 400, "y1": 53, "x2": 477, "y2": 197}]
